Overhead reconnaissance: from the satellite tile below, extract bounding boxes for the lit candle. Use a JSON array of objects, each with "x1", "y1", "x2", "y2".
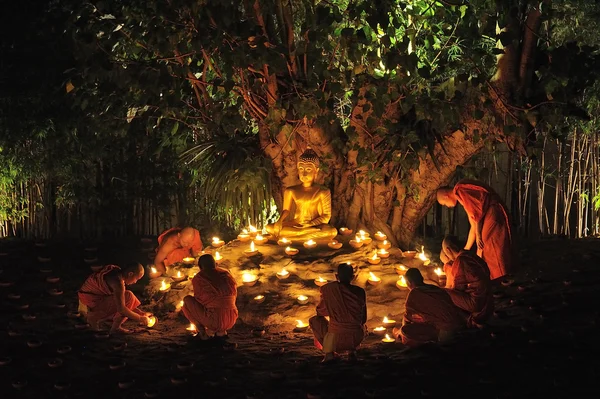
[
  {"x1": 285, "y1": 246, "x2": 299, "y2": 256},
  {"x1": 186, "y1": 323, "x2": 197, "y2": 332},
  {"x1": 434, "y1": 267, "x2": 446, "y2": 276},
  {"x1": 177, "y1": 271, "x2": 182, "y2": 278},
  {"x1": 396, "y1": 275, "x2": 408, "y2": 288},
  {"x1": 177, "y1": 300, "x2": 184, "y2": 309},
  {"x1": 373, "y1": 326, "x2": 387, "y2": 336},
  {"x1": 374, "y1": 231, "x2": 387, "y2": 241},
  {"x1": 212, "y1": 237, "x2": 224, "y2": 248},
  {"x1": 395, "y1": 264, "x2": 407, "y2": 274},
  {"x1": 314, "y1": 276, "x2": 328, "y2": 287},
  {"x1": 359, "y1": 230, "x2": 372, "y2": 245},
  {"x1": 381, "y1": 333, "x2": 396, "y2": 343},
  {"x1": 303, "y1": 239, "x2": 317, "y2": 249},
  {"x1": 276, "y1": 268, "x2": 290, "y2": 279},
  {"x1": 277, "y1": 237, "x2": 291, "y2": 246},
  {"x1": 237, "y1": 230, "x2": 251, "y2": 242},
  {"x1": 382, "y1": 316, "x2": 396, "y2": 327},
  {"x1": 349, "y1": 236, "x2": 364, "y2": 249},
  {"x1": 150, "y1": 266, "x2": 160, "y2": 278},
  {"x1": 377, "y1": 240, "x2": 391, "y2": 250},
  {"x1": 339, "y1": 227, "x2": 353, "y2": 236},
  {"x1": 182, "y1": 257, "x2": 195, "y2": 264},
  {"x1": 418, "y1": 246, "x2": 431, "y2": 265},
  {"x1": 297, "y1": 295, "x2": 309, "y2": 305},
  {"x1": 254, "y1": 234, "x2": 268, "y2": 245},
  {"x1": 377, "y1": 248, "x2": 390, "y2": 258},
  {"x1": 368, "y1": 252, "x2": 381, "y2": 265},
  {"x1": 147, "y1": 316, "x2": 157, "y2": 328},
  {"x1": 368, "y1": 272, "x2": 381, "y2": 285},
  {"x1": 242, "y1": 272, "x2": 258, "y2": 286},
  {"x1": 328, "y1": 240, "x2": 343, "y2": 249},
  {"x1": 248, "y1": 225, "x2": 258, "y2": 237},
  {"x1": 214, "y1": 251, "x2": 223, "y2": 263},
  {"x1": 359, "y1": 230, "x2": 369, "y2": 237},
  {"x1": 244, "y1": 241, "x2": 259, "y2": 256},
  {"x1": 159, "y1": 279, "x2": 171, "y2": 291},
  {"x1": 295, "y1": 320, "x2": 309, "y2": 331},
  {"x1": 253, "y1": 294, "x2": 265, "y2": 303}
]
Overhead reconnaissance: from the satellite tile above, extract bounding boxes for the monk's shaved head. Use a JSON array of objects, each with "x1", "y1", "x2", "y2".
[
  {"x1": 121, "y1": 262, "x2": 144, "y2": 284},
  {"x1": 404, "y1": 268, "x2": 424, "y2": 286},
  {"x1": 442, "y1": 235, "x2": 462, "y2": 261},
  {"x1": 199, "y1": 254, "x2": 216, "y2": 270},
  {"x1": 179, "y1": 227, "x2": 196, "y2": 246},
  {"x1": 337, "y1": 263, "x2": 354, "y2": 283},
  {"x1": 437, "y1": 186, "x2": 457, "y2": 207}
]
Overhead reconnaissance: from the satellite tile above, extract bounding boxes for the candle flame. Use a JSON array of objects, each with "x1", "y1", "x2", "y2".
[
  {"x1": 278, "y1": 268, "x2": 289, "y2": 276},
  {"x1": 212, "y1": 237, "x2": 220, "y2": 243},
  {"x1": 296, "y1": 320, "x2": 307, "y2": 328},
  {"x1": 147, "y1": 316, "x2": 156, "y2": 328},
  {"x1": 418, "y1": 245, "x2": 428, "y2": 261},
  {"x1": 151, "y1": 267, "x2": 157, "y2": 274},
  {"x1": 383, "y1": 333, "x2": 394, "y2": 342},
  {"x1": 176, "y1": 271, "x2": 182, "y2": 278},
  {"x1": 383, "y1": 240, "x2": 389, "y2": 245},
  {"x1": 383, "y1": 316, "x2": 389, "y2": 323},
  {"x1": 371, "y1": 252, "x2": 379, "y2": 260},
  {"x1": 398, "y1": 275, "x2": 407, "y2": 287},
  {"x1": 397, "y1": 264, "x2": 407, "y2": 271},
  {"x1": 250, "y1": 241, "x2": 255, "y2": 251},
  {"x1": 256, "y1": 234, "x2": 264, "y2": 240},
  {"x1": 317, "y1": 276, "x2": 326, "y2": 282},
  {"x1": 359, "y1": 230, "x2": 367, "y2": 236},
  {"x1": 298, "y1": 295, "x2": 308, "y2": 301},
  {"x1": 305, "y1": 239, "x2": 316, "y2": 246},
  {"x1": 340, "y1": 227, "x2": 347, "y2": 231},
  {"x1": 242, "y1": 272, "x2": 256, "y2": 283},
  {"x1": 354, "y1": 236, "x2": 362, "y2": 243},
  {"x1": 254, "y1": 295, "x2": 264, "y2": 301},
  {"x1": 378, "y1": 248, "x2": 388, "y2": 254},
  {"x1": 369, "y1": 272, "x2": 380, "y2": 281},
  {"x1": 242, "y1": 229, "x2": 248, "y2": 234},
  {"x1": 186, "y1": 323, "x2": 196, "y2": 332},
  {"x1": 178, "y1": 300, "x2": 184, "y2": 307},
  {"x1": 331, "y1": 240, "x2": 338, "y2": 245},
  {"x1": 249, "y1": 225, "x2": 257, "y2": 232},
  {"x1": 434, "y1": 267, "x2": 445, "y2": 276},
  {"x1": 281, "y1": 237, "x2": 290, "y2": 243},
  {"x1": 159, "y1": 280, "x2": 169, "y2": 291},
  {"x1": 374, "y1": 326, "x2": 386, "y2": 331},
  {"x1": 215, "y1": 251, "x2": 222, "y2": 260}
]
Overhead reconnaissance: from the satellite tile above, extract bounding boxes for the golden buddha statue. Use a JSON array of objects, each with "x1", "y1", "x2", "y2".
[{"x1": 266, "y1": 147, "x2": 338, "y2": 244}]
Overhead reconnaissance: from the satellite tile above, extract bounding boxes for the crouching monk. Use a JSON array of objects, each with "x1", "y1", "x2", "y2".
[
  {"x1": 182, "y1": 254, "x2": 238, "y2": 340},
  {"x1": 266, "y1": 147, "x2": 337, "y2": 244},
  {"x1": 437, "y1": 179, "x2": 513, "y2": 280},
  {"x1": 442, "y1": 235, "x2": 494, "y2": 327},
  {"x1": 309, "y1": 263, "x2": 367, "y2": 362},
  {"x1": 154, "y1": 226, "x2": 203, "y2": 274},
  {"x1": 78, "y1": 263, "x2": 150, "y2": 334},
  {"x1": 394, "y1": 268, "x2": 466, "y2": 347}
]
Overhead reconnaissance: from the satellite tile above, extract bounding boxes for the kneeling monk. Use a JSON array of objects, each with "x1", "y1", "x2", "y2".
[
  {"x1": 182, "y1": 254, "x2": 238, "y2": 340},
  {"x1": 442, "y1": 235, "x2": 493, "y2": 327},
  {"x1": 154, "y1": 226, "x2": 203, "y2": 274},
  {"x1": 394, "y1": 268, "x2": 466, "y2": 347},
  {"x1": 78, "y1": 262, "x2": 150, "y2": 333},
  {"x1": 309, "y1": 263, "x2": 367, "y2": 362}
]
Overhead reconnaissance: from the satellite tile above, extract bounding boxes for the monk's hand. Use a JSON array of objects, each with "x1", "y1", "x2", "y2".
[{"x1": 138, "y1": 316, "x2": 150, "y2": 326}]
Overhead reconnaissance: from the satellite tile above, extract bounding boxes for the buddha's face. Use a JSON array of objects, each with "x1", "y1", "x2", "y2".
[{"x1": 298, "y1": 161, "x2": 318, "y2": 186}]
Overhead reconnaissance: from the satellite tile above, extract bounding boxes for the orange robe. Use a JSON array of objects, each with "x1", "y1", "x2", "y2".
[
  {"x1": 182, "y1": 268, "x2": 238, "y2": 333},
  {"x1": 157, "y1": 227, "x2": 203, "y2": 267},
  {"x1": 400, "y1": 284, "x2": 466, "y2": 347},
  {"x1": 445, "y1": 251, "x2": 493, "y2": 326},
  {"x1": 309, "y1": 282, "x2": 367, "y2": 353},
  {"x1": 78, "y1": 265, "x2": 140, "y2": 322},
  {"x1": 454, "y1": 179, "x2": 513, "y2": 280}
]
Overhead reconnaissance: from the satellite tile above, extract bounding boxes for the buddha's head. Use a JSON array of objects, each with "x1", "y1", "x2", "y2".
[{"x1": 298, "y1": 147, "x2": 320, "y2": 187}]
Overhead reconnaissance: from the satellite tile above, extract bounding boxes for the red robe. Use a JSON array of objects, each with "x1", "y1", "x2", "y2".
[
  {"x1": 182, "y1": 268, "x2": 238, "y2": 333},
  {"x1": 157, "y1": 227, "x2": 203, "y2": 267},
  {"x1": 78, "y1": 265, "x2": 140, "y2": 322},
  {"x1": 445, "y1": 251, "x2": 494, "y2": 326},
  {"x1": 400, "y1": 284, "x2": 466, "y2": 347},
  {"x1": 454, "y1": 179, "x2": 513, "y2": 279},
  {"x1": 309, "y1": 282, "x2": 367, "y2": 353}
]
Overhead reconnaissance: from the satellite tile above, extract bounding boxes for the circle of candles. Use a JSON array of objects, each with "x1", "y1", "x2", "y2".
[
  {"x1": 27, "y1": 339, "x2": 42, "y2": 348},
  {"x1": 147, "y1": 316, "x2": 157, "y2": 328},
  {"x1": 381, "y1": 333, "x2": 396, "y2": 343},
  {"x1": 54, "y1": 381, "x2": 71, "y2": 391},
  {"x1": 0, "y1": 357, "x2": 12, "y2": 366},
  {"x1": 327, "y1": 240, "x2": 343, "y2": 249},
  {"x1": 367, "y1": 253, "x2": 381, "y2": 265},
  {"x1": 214, "y1": 251, "x2": 223, "y2": 264},
  {"x1": 377, "y1": 240, "x2": 391, "y2": 250},
  {"x1": 182, "y1": 257, "x2": 195, "y2": 265},
  {"x1": 48, "y1": 358, "x2": 63, "y2": 368},
  {"x1": 374, "y1": 231, "x2": 387, "y2": 241},
  {"x1": 242, "y1": 272, "x2": 258, "y2": 286},
  {"x1": 57, "y1": 346, "x2": 72, "y2": 355},
  {"x1": 46, "y1": 276, "x2": 60, "y2": 283},
  {"x1": 349, "y1": 237, "x2": 364, "y2": 249},
  {"x1": 277, "y1": 237, "x2": 291, "y2": 246},
  {"x1": 339, "y1": 227, "x2": 353, "y2": 236},
  {"x1": 314, "y1": 276, "x2": 328, "y2": 287},
  {"x1": 48, "y1": 289, "x2": 63, "y2": 296},
  {"x1": 254, "y1": 234, "x2": 268, "y2": 245},
  {"x1": 253, "y1": 294, "x2": 265, "y2": 304},
  {"x1": 367, "y1": 272, "x2": 381, "y2": 285},
  {"x1": 303, "y1": 239, "x2": 317, "y2": 249},
  {"x1": 297, "y1": 295, "x2": 309, "y2": 305},
  {"x1": 276, "y1": 268, "x2": 290, "y2": 280},
  {"x1": 377, "y1": 248, "x2": 390, "y2": 258},
  {"x1": 396, "y1": 275, "x2": 408, "y2": 289},
  {"x1": 118, "y1": 380, "x2": 135, "y2": 389},
  {"x1": 382, "y1": 317, "x2": 396, "y2": 328},
  {"x1": 211, "y1": 237, "x2": 225, "y2": 248},
  {"x1": 244, "y1": 241, "x2": 259, "y2": 257},
  {"x1": 285, "y1": 246, "x2": 299, "y2": 256},
  {"x1": 22, "y1": 314, "x2": 36, "y2": 321},
  {"x1": 294, "y1": 320, "x2": 309, "y2": 332},
  {"x1": 372, "y1": 326, "x2": 387, "y2": 336},
  {"x1": 7, "y1": 293, "x2": 21, "y2": 300},
  {"x1": 402, "y1": 250, "x2": 417, "y2": 259},
  {"x1": 159, "y1": 280, "x2": 171, "y2": 291}
]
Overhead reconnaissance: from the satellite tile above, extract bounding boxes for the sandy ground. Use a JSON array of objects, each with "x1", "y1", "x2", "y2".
[{"x1": 1, "y1": 237, "x2": 599, "y2": 399}]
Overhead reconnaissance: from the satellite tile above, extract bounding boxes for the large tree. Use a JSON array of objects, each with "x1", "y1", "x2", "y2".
[{"x1": 68, "y1": 0, "x2": 598, "y2": 245}]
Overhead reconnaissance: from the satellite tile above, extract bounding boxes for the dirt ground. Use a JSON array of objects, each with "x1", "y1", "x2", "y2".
[{"x1": 1, "y1": 237, "x2": 599, "y2": 399}]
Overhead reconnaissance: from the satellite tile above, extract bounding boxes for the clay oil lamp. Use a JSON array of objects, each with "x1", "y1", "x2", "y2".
[
  {"x1": 402, "y1": 250, "x2": 417, "y2": 259},
  {"x1": 0, "y1": 357, "x2": 12, "y2": 366},
  {"x1": 434, "y1": 267, "x2": 446, "y2": 285},
  {"x1": 368, "y1": 252, "x2": 381, "y2": 265},
  {"x1": 248, "y1": 225, "x2": 258, "y2": 238},
  {"x1": 381, "y1": 333, "x2": 396, "y2": 343},
  {"x1": 46, "y1": 276, "x2": 60, "y2": 283},
  {"x1": 314, "y1": 276, "x2": 328, "y2": 287},
  {"x1": 253, "y1": 294, "x2": 265, "y2": 304},
  {"x1": 22, "y1": 314, "x2": 36, "y2": 321},
  {"x1": 172, "y1": 271, "x2": 187, "y2": 283},
  {"x1": 7, "y1": 293, "x2": 21, "y2": 300},
  {"x1": 48, "y1": 288, "x2": 63, "y2": 296},
  {"x1": 8, "y1": 329, "x2": 21, "y2": 337},
  {"x1": 27, "y1": 339, "x2": 43, "y2": 348},
  {"x1": 16, "y1": 303, "x2": 29, "y2": 310},
  {"x1": 285, "y1": 246, "x2": 299, "y2": 256},
  {"x1": 182, "y1": 257, "x2": 195, "y2": 265},
  {"x1": 109, "y1": 360, "x2": 126, "y2": 370},
  {"x1": 297, "y1": 295, "x2": 309, "y2": 305},
  {"x1": 244, "y1": 241, "x2": 259, "y2": 257},
  {"x1": 382, "y1": 316, "x2": 396, "y2": 328},
  {"x1": 254, "y1": 234, "x2": 268, "y2": 245},
  {"x1": 339, "y1": 227, "x2": 353, "y2": 236},
  {"x1": 144, "y1": 390, "x2": 160, "y2": 398},
  {"x1": 277, "y1": 237, "x2": 291, "y2": 246},
  {"x1": 74, "y1": 323, "x2": 90, "y2": 330},
  {"x1": 294, "y1": 320, "x2": 309, "y2": 332},
  {"x1": 147, "y1": 316, "x2": 157, "y2": 328},
  {"x1": 303, "y1": 239, "x2": 317, "y2": 249},
  {"x1": 84, "y1": 257, "x2": 98, "y2": 264},
  {"x1": 94, "y1": 332, "x2": 110, "y2": 340},
  {"x1": 327, "y1": 240, "x2": 343, "y2": 250},
  {"x1": 349, "y1": 236, "x2": 364, "y2": 249},
  {"x1": 374, "y1": 231, "x2": 387, "y2": 241},
  {"x1": 171, "y1": 376, "x2": 187, "y2": 386},
  {"x1": 53, "y1": 302, "x2": 66, "y2": 309},
  {"x1": 54, "y1": 381, "x2": 71, "y2": 391},
  {"x1": 0, "y1": 280, "x2": 14, "y2": 288},
  {"x1": 118, "y1": 380, "x2": 135, "y2": 389},
  {"x1": 367, "y1": 272, "x2": 381, "y2": 286},
  {"x1": 159, "y1": 279, "x2": 171, "y2": 292},
  {"x1": 238, "y1": 229, "x2": 251, "y2": 242},
  {"x1": 359, "y1": 230, "x2": 373, "y2": 245},
  {"x1": 212, "y1": 237, "x2": 225, "y2": 248},
  {"x1": 276, "y1": 268, "x2": 290, "y2": 280},
  {"x1": 377, "y1": 248, "x2": 390, "y2": 259},
  {"x1": 57, "y1": 346, "x2": 72, "y2": 355},
  {"x1": 149, "y1": 266, "x2": 160, "y2": 279},
  {"x1": 395, "y1": 264, "x2": 407, "y2": 274},
  {"x1": 396, "y1": 275, "x2": 408, "y2": 289},
  {"x1": 377, "y1": 240, "x2": 392, "y2": 250},
  {"x1": 177, "y1": 360, "x2": 194, "y2": 371},
  {"x1": 372, "y1": 326, "x2": 387, "y2": 336},
  {"x1": 39, "y1": 267, "x2": 52, "y2": 273},
  {"x1": 242, "y1": 272, "x2": 258, "y2": 286},
  {"x1": 48, "y1": 358, "x2": 63, "y2": 368},
  {"x1": 214, "y1": 251, "x2": 223, "y2": 264},
  {"x1": 186, "y1": 323, "x2": 197, "y2": 333},
  {"x1": 418, "y1": 246, "x2": 431, "y2": 265},
  {"x1": 12, "y1": 379, "x2": 28, "y2": 389}
]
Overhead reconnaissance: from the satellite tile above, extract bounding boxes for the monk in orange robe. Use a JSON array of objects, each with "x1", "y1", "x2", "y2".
[
  {"x1": 154, "y1": 226, "x2": 203, "y2": 274},
  {"x1": 393, "y1": 268, "x2": 466, "y2": 347},
  {"x1": 437, "y1": 179, "x2": 513, "y2": 280},
  {"x1": 441, "y1": 235, "x2": 494, "y2": 327},
  {"x1": 182, "y1": 254, "x2": 238, "y2": 340},
  {"x1": 309, "y1": 263, "x2": 367, "y2": 362},
  {"x1": 78, "y1": 262, "x2": 150, "y2": 334}
]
